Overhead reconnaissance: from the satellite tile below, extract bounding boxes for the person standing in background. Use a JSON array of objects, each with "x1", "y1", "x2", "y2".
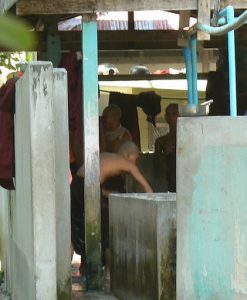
[{"x1": 155, "y1": 103, "x2": 179, "y2": 192}]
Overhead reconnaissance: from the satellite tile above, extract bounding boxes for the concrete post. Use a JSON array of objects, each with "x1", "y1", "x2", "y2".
[
  {"x1": 53, "y1": 69, "x2": 71, "y2": 299},
  {"x1": 14, "y1": 62, "x2": 57, "y2": 300},
  {"x1": 177, "y1": 116, "x2": 247, "y2": 300},
  {"x1": 0, "y1": 188, "x2": 12, "y2": 291}
]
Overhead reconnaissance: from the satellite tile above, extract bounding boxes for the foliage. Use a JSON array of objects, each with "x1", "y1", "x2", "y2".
[
  {"x1": 0, "y1": 52, "x2": 19, "y2": 74},
  {"x1": 0, "y1": 14, "x2": 36, "y2": 51},
  {"x1": 0, "y1": 14, "x2": 36, "y2": 75}
]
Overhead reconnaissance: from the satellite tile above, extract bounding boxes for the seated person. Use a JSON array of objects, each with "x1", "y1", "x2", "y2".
[
  {"x1": 102, "y1": 104, "x2": 132, "y2": 153},
  {"x1": 155, "y1": 103, "x2": 179, "y2": 192},
  {"x1": 70, "y1": 141, "x2": 153, "y2": 281}
]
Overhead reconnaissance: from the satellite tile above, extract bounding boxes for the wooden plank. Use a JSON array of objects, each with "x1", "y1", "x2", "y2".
[
  {"x1": 197, "y1": 0, "x2": 211, "y2": 41},
  {"x1": 211, "y1": 0, "x2": 221, "y2": 26},
  {"x1": 98, "y1": 73, "x2": 208, "y2": 81},
  {"x1": 179, "y1": 11, "x2": 191, "y2": 30},
  {"x1": 0, "y1": 27, "x2": 243, "y2": 51},
  {"x1": 82, "y1": 14, "x2": 102, "y2": 290},
  {"x1": 177, "y1": 11, "x2": 190, "y2": 47},
  {"x1": 16, "y1": 0, "x2": 198, "y2": 15},
  {"x1": 128, "y1": 11, "x2": 134, "y2": 30},
  {"x1": 0, "y1": 29, "x2": 236, "y2": 51},
  {"x1": 0, "y1": 0, "x2": 17, "y2": 13},
  {"x1": 14, "y1": 0, "x2": 247, "y2": 15},
  {"x1": 221, "y1": 0, "x2": 247, "y2": 9}
]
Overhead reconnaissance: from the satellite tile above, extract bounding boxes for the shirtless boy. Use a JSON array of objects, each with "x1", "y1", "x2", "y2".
[
  {"x1": 71, "y1": 141, "x2": 153, "y2": 284},
  {"x1": 77, "y1": 141, "x2": 152, "y2": 193}
]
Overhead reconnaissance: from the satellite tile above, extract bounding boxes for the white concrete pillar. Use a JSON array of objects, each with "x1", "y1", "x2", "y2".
[
  {"x1": 14, "y1": 62, "x2": 57, "y2": 300},
  {"x1": 53, "y1": 69, "x2": 71, "y2": 299},
  {"x1": 0, "y1": 188, "x2": 12, "y2": 291}
]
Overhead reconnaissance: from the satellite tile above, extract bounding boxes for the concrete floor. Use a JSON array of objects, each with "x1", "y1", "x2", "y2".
[
  {"x1": 72, "y1": 254, "x2": 119, "y2": 300},
  {"x1": 72, "y1": 291, "x2": 118, "y2": 300}
]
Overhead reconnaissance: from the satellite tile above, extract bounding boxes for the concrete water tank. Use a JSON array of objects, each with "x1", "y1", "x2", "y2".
[{"x1": 109, "y1": 193, "x2": 176, "y2": 300}]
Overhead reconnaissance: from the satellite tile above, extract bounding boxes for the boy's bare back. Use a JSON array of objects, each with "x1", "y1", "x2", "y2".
[{"x1": 77, "y1": 152, "x2": 152, "y2": 193}]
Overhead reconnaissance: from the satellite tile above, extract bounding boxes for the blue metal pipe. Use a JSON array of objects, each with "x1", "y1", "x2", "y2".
[
  {"x1": 218, "y1": 16, "x2": 247, "y2": 26},
  {"x1": 220, "y1": 6, "x2": 237, "y2": 116},
  {"x1": 190, "y1": 35, "x2": 198, "y2": 105},
  {"x1": 217, "y1": 17, "x2": 226, "y2": 26},
  {"x1": 191, "y1": 9, "x2": 247, "y2": 36},
  {"x1": 183, "y1": 47, "x2": 193, "y2": 105},
  {"x1": 188, "y1": 6, "x2": 239, "y2": 116}
]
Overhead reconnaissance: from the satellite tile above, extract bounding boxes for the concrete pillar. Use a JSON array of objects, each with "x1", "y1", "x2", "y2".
[
  {"x1": 0, "y1": 188, "x2": 12, "y2": 291},
  {"x1": 110, "y1": 193, "x2": 176, "y2": 300},
  {"x1": 82, "y1": 14, "x2": 102, "y2": 289},
  {"x1": 14, "y1": 62, "x2": 57, "y2": 300},
  {"x1": 53, "y1": 69, "x2": 71, "y2": 299},
  {"x1": 177, "y1": 117, "x2": 247, "y2": 300}
]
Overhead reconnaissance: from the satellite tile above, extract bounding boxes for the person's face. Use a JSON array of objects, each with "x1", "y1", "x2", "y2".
[
  {"x1": 104, "y1": 112, "x2": 120, "y2": 131},
  {"x1": 165, "y1": 106, "x2": 179, "y2": 128},
  {"x1": 128, "y1": 152, "x2": 139, "y2": 164}
]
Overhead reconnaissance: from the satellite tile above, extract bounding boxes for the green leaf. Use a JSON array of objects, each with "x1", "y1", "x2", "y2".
[{"x1": 0, "y1": 14, "x2": 36, "y2": 51}]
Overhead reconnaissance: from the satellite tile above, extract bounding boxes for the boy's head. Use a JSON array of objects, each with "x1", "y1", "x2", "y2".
[
  {"x1": 165, "y1": 103, "x2": 179, "y2": 130},
  {"x1": 117, "y1": 141, "x2": 140, "y2": 163},
  {"x1": 102, "y1": 104, "x2": 122, "y2": 131}
]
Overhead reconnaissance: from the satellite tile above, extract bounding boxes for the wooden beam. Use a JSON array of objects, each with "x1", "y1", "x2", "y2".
[
  {"x1": 3, "y1": 25, "x2": 247, "y2": 52},
  {"x1": 211, "y1": 0, "x2": 221, "y2": 26},
  {"x1": 0, "y1": 28, "x2": 242, "y2": 51},
  {"x1": 16, "y1": 0, "x2": 199, "y2": 15},
  {"x1": 177, "y1": 11, "x2": 190, "y2": 47},
  {"x1": 0, "y1": 0, "x2": 17, "y2": 13},
  {"x1": 197, "y1": 0, "x2": 211, "y2": 41},
  {"x1": 15, "y1": 0, "x2": 247, "y2": 16},
  {"x1": 221, "y1": 0, "x2": 247, "y2": 9},
  {"x1": 98, "y1": 73, "x2": 208, "y2": 81},
  {"x1": 128, "y1": 11, "x2": 134, "y2": 30}
]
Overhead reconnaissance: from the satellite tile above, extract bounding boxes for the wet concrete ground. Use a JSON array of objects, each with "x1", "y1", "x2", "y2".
[
  {"x1": 72, "y1": 253, "x2": 119, "y2": 300},
  {"x1": 72, "y1": 291, "x2": 118, "y2": 300}
]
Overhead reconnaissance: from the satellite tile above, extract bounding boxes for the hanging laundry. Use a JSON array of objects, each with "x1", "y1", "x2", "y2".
[
  {"x1": 0, "y1": 78, "x2": 16, "y2": 190},
  {"x1": 59, "y1": 52, "x2": 84, "y2": 167}
]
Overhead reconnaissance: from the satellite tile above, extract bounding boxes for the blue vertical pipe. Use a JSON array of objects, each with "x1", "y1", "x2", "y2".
[
  {"x1": 219, "y1": 6, "x2": 237, "y2": 116},
  {"x1": 190, "y1": 35, "x2": 198, "y2": 105},
  {"x1": 184, "y1": 47, "x2": 194, "y2": 105}
]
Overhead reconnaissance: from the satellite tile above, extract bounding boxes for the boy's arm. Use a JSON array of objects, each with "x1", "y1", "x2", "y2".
[{"x1": 124, "y1": 161, "x2": 153, "y2": 193}]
